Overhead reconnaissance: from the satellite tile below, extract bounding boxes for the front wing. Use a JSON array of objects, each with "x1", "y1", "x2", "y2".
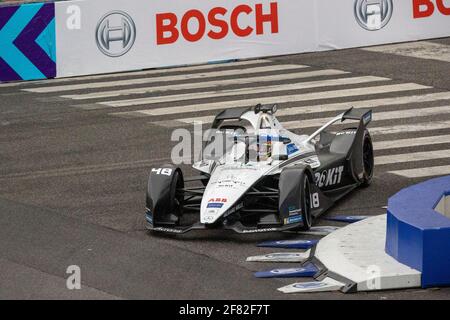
[{"x1": 146, "y1": 210, "x2": 305, "y2": 234}]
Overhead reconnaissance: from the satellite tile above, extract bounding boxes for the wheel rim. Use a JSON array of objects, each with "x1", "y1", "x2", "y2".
[
  {"x1": 303, "y1": 177, "x2": 312, "y2": 227},
  {"x1": 363, "y1": 137, "x2": 374, "y2": 179}
]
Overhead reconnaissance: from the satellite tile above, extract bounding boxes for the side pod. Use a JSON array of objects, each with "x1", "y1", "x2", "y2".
[{"x1": 279, "y1": 166, "x2": 334, "y2": 221}]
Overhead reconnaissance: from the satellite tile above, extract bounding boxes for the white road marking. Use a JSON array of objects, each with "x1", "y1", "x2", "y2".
[
  {"x1": 1, "y1": 59, "x2": 269, "y2": 88},
  {"x1": 174, "y1": 105, "x2": 450, "y2": 129},
  {"x1": 168, "y1": 120, "x2": 450, "y2": 137},
  {"x1": 62, "y1": 69, "x2": 349, "y2": 100},
  {"x1": 22, "y1": 65, "x2": 307, "y2": 93},
  {"x1": 172, "y1": 92, "x2": 450, "y2": 127},
  {"x1": 100, "y1": 76, "x2": 388, "y2": 108},
  {"x1": 282, "y1": 105, "x2": 450, "y2": 130},
  {"x1": 376, "y1": 150, "x2": 450, "y2": 165},
  {"x1": 0, "y1": 158, "x2": 174, "y2": 180},
  {"x1": 374, "y1": 135, "x2": 450, "y2": 150},
  {"x1": 363, "y1": 41, "x2": 450, "y2": 63},
  {"x1": 369, "y1": 121, "x2": 450, "y2": 135},
  {"x1": 119, "y1": 83, "x2": 429, "y2": 117},
  {"x1": 389, "y1": 165, "x2": 450, "y2": 178}
]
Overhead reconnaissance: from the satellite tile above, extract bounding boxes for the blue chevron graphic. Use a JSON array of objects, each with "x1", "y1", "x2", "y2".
[
  {"x1": 0, "y1": 3, "x2": 56, "y2": 82},
  {"x1": 35, "y1": 17, "x2": 56, "y2": 63},
  {"x1": 0, "y1": 4, "x2": 44, "y2": 80}
]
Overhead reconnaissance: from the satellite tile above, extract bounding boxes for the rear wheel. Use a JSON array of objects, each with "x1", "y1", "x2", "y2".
[{"x1": 361, "y1": 130, "x2": 374, "y2": 187}]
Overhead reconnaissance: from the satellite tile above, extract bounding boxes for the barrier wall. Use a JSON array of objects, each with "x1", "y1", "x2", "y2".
[
  {"x1": 1, "y1": 0, "x2": 450, "y2": 81},
  {"x1": 0, "y1": 1, "x2": 56, "y2": 81},
  {"x1": 386, "y1": 175, "x2": 450, "y2": 288},
  {"x1": 54, "y1": 0, "x2": 315, "y2": 77}
]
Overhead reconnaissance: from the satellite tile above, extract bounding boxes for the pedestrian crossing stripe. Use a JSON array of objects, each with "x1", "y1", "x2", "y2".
[
  {"x1": 60, "y1": 69, "x2": 349, "y2": 101},
  {"x1": 99, "y1": 76, "x2": 389, "y2": 108},
  {"x1": 109, "y1": 83, "x2": 430, "y2": 115},
  {"x1": 23, "y1": 64, "x2": 306, "y2": 93}
]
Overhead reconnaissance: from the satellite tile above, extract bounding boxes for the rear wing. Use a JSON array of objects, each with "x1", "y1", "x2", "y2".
[
  {"x1": 306, "y1": 107, "x2": 372, "y2": 143},
  {"x1": 342, "y1": 107, "x2": 372, "y2": 126}
]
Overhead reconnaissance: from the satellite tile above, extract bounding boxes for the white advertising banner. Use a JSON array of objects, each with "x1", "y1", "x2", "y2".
[
  {"x1": 56, "y1": 0, "x2": 316, "y2": 77},
  {"x1": 55, "y1": 0, "x2": 450, "y2": 78},
  {"x1": 316, "y1": 0, "x2": 450, "y2": 50}
]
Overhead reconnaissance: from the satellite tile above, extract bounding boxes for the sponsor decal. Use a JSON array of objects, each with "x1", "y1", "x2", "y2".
[
  {"x1": 207, "y1": 203, "x2": 224, "y2": 208},
  {"x1": 258, "y1": 239, "x2": 318, "y2": 249},
  {"x1": 255, "y1": 263, "x2": 318, "y2": 278},
  {"x1": 285, "y1": 214, "x2": 303, "y2": 224},
  {"x1": 363, "y1": 111, "x2": 372, "y2": 125},
  {"x1": 203, "y1": 208, "x2": 219, "y2": 223},
  {"x1": 211, "y1": 174, "x2": 246, "y2": 188},
  {"x1": 208, "y1": 198, "x2": 227, "y2": 203},
  {"x1": 202, "y1": 214, "x2": 216, "y2": 222},
  {"x1": 266, "y1": 253, "x2": 302, "y2": 258},
  {"x1": 413, "y1": 0, "x2": 450, "y2": 18},
  {"x1": 297, "y1": 156, "x2": 321, "y2": 169},
  {"x1": 96, "y1": 11, "x2": 136, "y2": 57},
  {"x1": 206, "y1": 198, "x2": 227, "y2": 209},
  {"x1": 276, "y1": 240, "x2": 312, "y2": 245},
  {"x1": 225, "y1": 202, "x2": 244, "y2": 215},
  {"x1": 336, "y1": 130, "x2": 357, "y2": 136},
  {"x1": 156, "y1": 2, "x2": 279, "y2": 45},
  {"x1": 354, "y1": 0, "x2": 393, "y2": 31},
  {"x1": 270, "y1": 268, "x2": 306, "y2": 275},
  {"x1": 286, "y1": 143, "x2": 299, "y2": 155},
  {"x1": 293, "y1": 282, "x2": 327, "y2": 289},
  {"x1": 288, "y1": 205, "x2": 301, "y2": 215},
  {"x1": 325, "y1": 215, "x2": 370, "y2": 223},
  {"x1": 152, "y1": 227, "x2": 184, "y2": 234},
  {"x1": 247, "y1": 251, "x2": 309, "y2": 262},
  {"x1": 315, "y1": 166, "x2": 344, "y2": 188},
  {"x1": 241, "y1": 227, "x2": 278, "y2": 233}
]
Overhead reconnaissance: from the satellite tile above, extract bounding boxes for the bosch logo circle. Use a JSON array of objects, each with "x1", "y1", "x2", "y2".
[
  {"x1": 96, "y1": 11, "x2": 136, "y2": 57},
  {"x1": 354, "y1": 0, "x2": 393, "y2": 31}
]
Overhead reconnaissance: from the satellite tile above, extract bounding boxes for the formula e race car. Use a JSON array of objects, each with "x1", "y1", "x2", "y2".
[{"x1": 146, "y1": 104, "x2": 374, "y2": 234}]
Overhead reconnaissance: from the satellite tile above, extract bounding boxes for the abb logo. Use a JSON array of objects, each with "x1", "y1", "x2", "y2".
[
  {"x1": 208, "y1": 198, "x2": 227, "y2": 203},
  {"x1": 413, "y1": 0, "x2": 450, "y2": 18},
  {"x1": 156, "y1": 2, "x2": 279, "y2": 45}
]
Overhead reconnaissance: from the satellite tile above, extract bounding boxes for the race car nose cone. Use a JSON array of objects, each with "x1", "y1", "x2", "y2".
[{"x1": 200, "y1": 165, "x2": 263, "y2": 224}]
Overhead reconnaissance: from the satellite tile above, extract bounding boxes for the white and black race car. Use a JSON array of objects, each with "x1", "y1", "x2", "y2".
[{"x1": 146, "y1": 104, "x2": 374, "y2": 234}]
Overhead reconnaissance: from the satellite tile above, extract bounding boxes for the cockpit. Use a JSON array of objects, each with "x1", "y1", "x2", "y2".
[{"x1": 202, "y1": 104, "x2": 293, "y2": 165}]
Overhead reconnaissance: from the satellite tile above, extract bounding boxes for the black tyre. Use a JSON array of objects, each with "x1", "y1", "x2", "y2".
[
  {"x1": 298, "y1": 174, "x2": 313, "y2": 231},
  {"x1": 361, "y1": 130, "x2": 374, "y2": 187},
  {"x1": 170, "y1": 170, "x2": 184, "y2": 225}
]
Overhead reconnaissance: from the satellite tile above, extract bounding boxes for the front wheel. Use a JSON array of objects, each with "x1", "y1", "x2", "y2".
[
  {"x1": 298, "y1": 174, "x2": 313, "y2": 231},
  {"x1": 170, "y1": 170, "x2": 184, "y2": 224}
]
